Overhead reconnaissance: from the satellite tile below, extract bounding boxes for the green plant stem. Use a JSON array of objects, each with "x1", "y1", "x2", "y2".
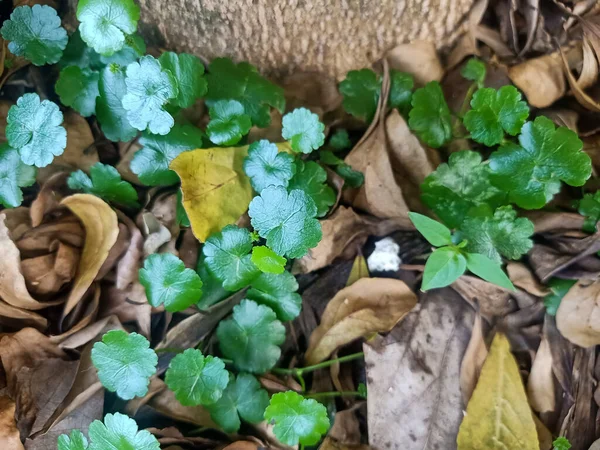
[
  {"x1": 272, "y1": 352, "x2": 364, "y2": 377},
  {"x1": 306, "y1": 391, "x2": 364, "y2": 400},
  {"x1": 458, "y1": 82, "x2": 478, "y2": 119}
]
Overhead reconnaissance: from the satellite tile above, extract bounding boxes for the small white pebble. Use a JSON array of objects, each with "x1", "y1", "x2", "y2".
[{"x1": 367, "y1": 237, "x2": 401, "y2": 272}]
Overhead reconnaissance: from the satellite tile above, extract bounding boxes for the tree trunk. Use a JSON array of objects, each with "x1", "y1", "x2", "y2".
[{"x1": 67, "y1": 0, "x2": 475, "y2": 78}]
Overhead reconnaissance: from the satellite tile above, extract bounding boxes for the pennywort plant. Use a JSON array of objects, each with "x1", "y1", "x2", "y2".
[{"x1": 338, "y1": 58, "x2": 592, "y2": 290}]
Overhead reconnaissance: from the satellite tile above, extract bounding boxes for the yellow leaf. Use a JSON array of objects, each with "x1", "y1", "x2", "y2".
[
  {"x1": 346, "y1": 254, "x2": 369, "y2": 286},
  {"x1": 170, "y1": 145, "x2": 253, "y2": 242},
  {"x1": 61, "y1": 194, "x2": 119, "y2": 318},
  {"x1": 305, "y1": 278, "x2": 416, "y2": 365},
  {"x1": 457, "y1": 333, "x2": 539, "y2": 450}
]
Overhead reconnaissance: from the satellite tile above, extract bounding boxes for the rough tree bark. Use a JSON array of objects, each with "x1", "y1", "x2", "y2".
[{"x1": 66, "y1": 0, "x2": 474, "y2": 78}]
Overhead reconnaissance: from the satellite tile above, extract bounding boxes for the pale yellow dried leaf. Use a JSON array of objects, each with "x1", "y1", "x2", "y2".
[
  {"x1": 386, "y1": 40, "x2": 443, "y2": 85},
  {"x1": 527, "y1": 335, "x2": 555, "y2": 413},
  {"x1": 508, "y1": 52, "x2": 565, "y2": 108},
  {"x1": 559, "y1": 45, "x2": 600, "y2": 112},
  {"x1": 0, "y1": 397, "x2": 24, "y2": 450},
  {"x1": 556, "y1": 279, "x2": 600, "y2": 347},
  {"x1": 460, "y1": 313, "x2": 488, "y2": 404},
  {"x1": 305, "y1": 277, "x2": 417, "y2": 365},
  {"x1": 61, "y1": 194, "x2": 119, "y2": 318},
  {"x1": 171, "y1": 145, "x2": 254, "y2": 242},
  {"x1": 457, "y1": 333, "x2": 538, "y2": 450},
  {"x1": 506, "y1": 262, "x2": 550, "y2": 297},
  {"x1": 346, "y1": 254, "x2": 369, "y2": 286}
]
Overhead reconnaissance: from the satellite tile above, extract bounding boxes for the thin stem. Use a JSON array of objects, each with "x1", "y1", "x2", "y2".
[
  {"x1": 154, "y1": 347, "x2": 185, "y2": 354},
  {"x1": 305, "y1": 391, "x2": 364, "y2": 400},
  {"x1": 297, "y1": 372, "x2": 306, "y2": 392},
  {"x1": 458, "y1": 82, "x2": 478, "y2": 119},
  {"x1": 272, "y1": 352, "x2": 364, "y2": 376}
]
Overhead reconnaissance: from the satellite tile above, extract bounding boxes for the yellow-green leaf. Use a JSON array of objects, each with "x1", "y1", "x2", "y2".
[
  {"x1": 170, "y1": 146, "x2": 253, "y2": 242},
  {"x1": 457, "y1": 333, "x2": 539, "y2": 450},
  {"x1": 346, "y1": 254, "x2": 369, "y2": 286}
]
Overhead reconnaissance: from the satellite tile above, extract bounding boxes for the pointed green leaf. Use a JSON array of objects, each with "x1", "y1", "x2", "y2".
[
  {"x1": 408, "y1": 212, "x2": 452, "y2": 247},
  {"x1": 422, "y1": 247, "x2": 466, "y2": 291},
  {"x1": 465, "y1": 252, "x2": 515, "y2": 290}
]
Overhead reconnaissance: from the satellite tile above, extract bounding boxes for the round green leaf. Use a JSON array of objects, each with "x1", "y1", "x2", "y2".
[
  {"x1": 96, "y1": 64, "x2": 138, "y2": 142},
  {"x1": 57, "y1": 430, "x2": 88, "y2": 450},
  {"x1": 251, "y1": 245, "x2": 287, "y2": 274},
  {"x1": 339, "y1": 69, "x2": 381, "y2": 122},
  {"x1": 206, "y1": 100, "x2": 252, "y2": 146},
  {"x1": 282, "y1": 107, "x2": 325, "y2": 154},
  {"x1": 88, "y1": 413, "x2": 159, "y2": 450},
  {"x1": 0, "y1": 143, "x2": 36, "y2": 209},
  {"x1": 408, "y1": 81, "x2": 452, "y2": 148},
  {"x1": 247, "y1": 271, "x2": 301, "y2": 322},
  {"x1": 288, "y1": 161, "x2": 335, "y2": 217},
  {"x1": 159, "y1": 51, "x2": 207, "y2": 108},
  {"x1": 67, "y1": 162, "x2": 139, "y2": 208},
  {"x1": 56, "y1": 66, "x2": 100, "y2": 117},
  {"x1": 422, "y1": 247, "x2": 467, "y2": 291},
  {"x1": 243, "y1": 139, "x2": 296, "y2": 194},
  {"x1": 389, "y1": 70, "x2": 414, "y2": 115}
]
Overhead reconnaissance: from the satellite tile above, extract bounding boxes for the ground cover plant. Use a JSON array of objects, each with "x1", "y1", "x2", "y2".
[{"x1": 0, "y1": 0, "x2": 599, "y2": 449}]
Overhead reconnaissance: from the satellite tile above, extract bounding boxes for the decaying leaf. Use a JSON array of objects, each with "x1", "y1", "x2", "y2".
[
  {"x1": 0, "y1": 397, "x2": 24, "y2": 450},
  {"x1": 171, "y1": 145, "x2": 253, "y2": 241},
  {"x1": 508, "y1": 51, "x2": 565, "y2": 108},
  {"x1": 364, "y1": 289, "x2": 474, "y2": 450},
  {"x1": 457, "y1": 333, "x2": 538, "y2": 450},
  {"x1": 460, "y1": 313, "x2": 488, "y2": 404},
  {"x1": 556, "y1": 279, "x2": 600, "y2": 347},
  {"x1": 386, "y1": 40, "x2": 444, "y2": 85},
  {"x1": 506, "y1": 262, "x2": 549, "y2": 297},
  {"x1": 527, "y1": 333, "x2": 555, "y2": 413},
  {"x1": 61, "y1": 194, "x2": 119, "y2": 318},
  {"x1": 305, "y1": 277, "x2": 417, "y2": 365}
]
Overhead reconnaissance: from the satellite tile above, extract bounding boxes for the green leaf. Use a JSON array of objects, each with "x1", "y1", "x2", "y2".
[
  {"x1": 552, "y1": 437, "x2": 571, "y2": 450},
  {"x1": 408, "y1": 212, "x2": 452, "y2": 247},
  {"x1": 578, "y1": 191, "x2": 600, "y2": 232},
  {"x1": 88, "y1": 413, "x2": 160, "y2": 450},
  {"x1": 544, "y1": 278, "x2": 577, "y2": 316},
  {"x1": 205, "y1": 58, "x2": 285, "y2": 128},
  {"x1": 288, "y1": 160, "x2": 335, "y2": 217},
  {"x1": 458, "y1": 205, "x2": 534, "y2": 264},
  {"x1": 422, "y1": 247, "x2": 467, "y2": 291},
  {"x1": 243, "y1": 140, "x2": 295, "y2": 193},
  {"x1": 206, "y1": 100, "x2": 252, "y2": 146},
  {"x1": 96, "y1": 63, "x2": 138, "y2": 142},
  {"x1": 67, "y1": 162, "x2": 139, "y2": 208},
  {"x1": 55, "y1": 66, "x2": 100, "y2": 117},
  {"x1": 264, "y1": 391, "x2": 330, "y2": 446},
  {"x1": 335, "y1": 163, "x2": 365, "y2": 188},
  {"x1": 159, "y1": 51, "x2": 207, "y2": 108},
  {"x1": 463, "y1": 86, "x2": 529, "y2": 146},
  {"x1": 389, "y1": 70, "x2": 414, "y2": 115},
  {"x1": 421, "y1": 150, "x2": 506, "y2": 228},
  {"x1": 99, "y1": 33, "x2": 146, "y2": 67},
  {"x1": 196, "y1": 255, "x2": 229, "y2": 310},
  {"x1": 202, "y1": 225, "x2": 260, "y2": 291},
  {"x1": 1, "y1": 5, "x2": 67, "y2": 66},
  {"x1": 489, "y1": 116, "x2": 592, "y2": 209},
  {"x1": 91, "y1": 330, "x2": 157, "y2": 400},
  {"x1": 247, "y1": 271, "x2": 301, "y2": 321},
  {"x1": 461, "y1": 58, "x2": 486, "y2": 85},
  {"x1": 329, "y1": 129, "x2": 351, "y2": 150},
  {"x1": 165, "y1": 349, "x2": 229, "y2": 406},
  {"x1": 207, "y1": 373, "x2": 269, "y2": 433},
  {"x1": 122, "y1": 55, "x2": 178, "y2": 135},
  {"x1": 339, "y1": 69, "x2": 381, "y2": 122},
  {"x1": 465, "y1": 252, "x2": 515, "y2": 290},
  {"x1": 408, "y1": 81, "x2": 452, "y2": 148},
  {"x1": 77, "y1": 0, "x2": 140, "y2": 56},
  {"x1": 58, "y1": 430, "x2": 88, "y2": 450},
  {"x1": 131, "y1": 124, "x2": 204, "y2": 186},
  {"x1": 60, "y1": 30, "x2": 102, "y2": 69},
  {"x1": 217, "y1": 299, "x2": 285, "y2": 373},
  {"x1": 139, "y1": 253, "x2": 203, "y2": 312},
  {"x1": 6, "y1": 93, "x2": 66, "y2": 168},
  {"x1": 282, "y1": 108, "x2": 325, "y2": 154},
  {"x1": 249, "y1": 186, "x2": 322, "y2": 258},
  {"x1": 251, "y1": 245, "x2": 287, "y2": 274},
  {"x1": 176, "y1": 189, "x2": 190, "y2": 227},
  {"x1": 0, "y1": 143, "x2": 36, "y2": 208}
]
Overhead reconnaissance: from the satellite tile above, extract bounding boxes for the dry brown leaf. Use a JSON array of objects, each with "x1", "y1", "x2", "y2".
[
  {"x1": 527, "y1": 211, "x2": 586, "y2": 234},
  {"x1": 53, "y1": 285, "x2": 100, "y2": 341},
  {"x1": 3, "y1": 206, "x2": 31, "y2": 241},
  {"x1": 460, "y1": 313, "x2": 488, "y2": 404},
  {"x1": 320, "y1": 437, "x2": 371, "y2": 450},
  {"x1": 100, "y1": 282, "x2": 151, "y2": 338},
  {"x1": 446, "y1": 0, "x2": 488, "y2": 68},
  {"x1": 527, "y1": 333, "x2": 555, "y2": 413},
  {"x1": 386, "y1": 40, "x2": 443, "y2": 85},
  {"x1": 36, "y1": 111, "x2": 97, "y2": 184},
  {"x1": 293, "y1": 206, "x2": 401, "y2": 274},
  {"x1": 116, "y1": 140, "x2": 142, "y2": 185},
  {"x1": 61, "y1": 194, "x2": 119, "y2": 318},
  {"x1": 559, "y1": 44, "x2": 600, "y2": 112},
  {"x1": 280, "y1": 71, "x2": 342, "y2": 114},
  {"x1": 21, "y1": 241, "x2": 80, "y2": 296},
  {"x1": 305, "y1": 277, "x2": 417, "y2": 365},
  {"x1": 556, "y1": 279, "x2": 600, "y2": 347},
  {"x1": 540, "y1": 108, "x2": 579, "y2": 132},
  {"x1": 508, "y1": 51, "x2": 566, "y2": 108},
  {"x1": 115, "y1": 211, "x2": 143, "y2": 290},
  {"x1": 452, "y1": 275, "x2": 517, "y2": 318},
  {"x1": 0, "y1": 100, "x2": 12, "y2": 140},
  {"x1": 0, "y1": 300, "x2": 47, "y2": 329},
  {"x1": 0, "y1": 397, "x2": 24, "y2": 450},
  {"x1": 365, "y1": 289, "x2": 474, "y2": 450},
  {"x1": 222, "y1": 442, "x2": 260, "y2": 450},
  {"x1": 506, "y1": 262, "x2": 550, "y2": 297},
  {"x1": 30, "y1": 172, "x2": 70, "y2": 227}
]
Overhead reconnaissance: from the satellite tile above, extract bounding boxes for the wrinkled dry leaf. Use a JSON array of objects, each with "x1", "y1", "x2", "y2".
[
  {"x1": 560, "y1": 44, "x2": 600, "y2": 112},
  {"x1": 141, "y1": 211, "x2": 173, "y2": 257},
  {"x1": 100, "y1": 282, "x2": 151, "y2": 338},
  {"x1": 0, "y1": 300, "x2": 47, "y2": 329},
  {"x1": 527, "y1": 211, "x2": 586, "y2": 234},
  {"x1": 527, "y1": 333, "x2": 555, "y2": 413},
  {"x1": 281, "y1": 71, "x2": 342, "y2": 114},
  {"x1": 294, "y1": 206, "x2": 401, "y2": 274},
  {"x1": 386, "y1": 40, "x2": 443, "y2": 85},
  {"x1": 320, "y1": 437, "x2": 371, "y2": 450},
  {"x1": 507, "y1": 262, "x2": 549, "y2": 297},
  {"x1": 306, "y1": 277, "x2": 417, "y2": 365},
  {"x1": 452, "y1": 275, "x2": 517, "y2": 318},
  {"x1": 508, "y1": 51, "x2": 566, "y2": 108},
  {"x1": 116, "y1": 140, "x2": 142, "y2": 185},
  {"x1": 21, "y1": 241, "x2": 80, "y2": 296},
  {"x1": 171, "y1": 145, "x2": 253, "y2": 242},
  {"x1": 0, "y1": 397, "x2": 24, "y2": 450},
  {"x1": 457, "y1": 333, "x2": 538, "y2": 450},
  {"x1": 30, "y1": 172, "x2": 70, "y2": 227},
  {"x1": 364, "y1": 289, "x2": 474, "y2": 450},
  {"x1": 556, "y1": 279, "x2": 600, "y2": 347},
  {"x1": 115, "y1": 211, "x2": 143, "y2": 290},
  {"x1": 3, "y1": 206, "x2": 31, "y2": 241},
  {"x1": 460, "y1": 313, "x2": 488, "y2": 404}
]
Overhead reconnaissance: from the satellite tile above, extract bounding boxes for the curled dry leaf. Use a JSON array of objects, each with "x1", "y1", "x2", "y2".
[
  {"x1": 0, "y1": 397, "x2": 24, "y2": 450},
  {"x1": 559, "y1": 45, "x2": 600, "y2": 113},
  {"x1": 386, "y1": 40, "x2": 443, "y2": 85},
  {"x1": 305, "y1": 277, "x2": 417, "y2": 365},
  {"x1": 61, "y1": 194, "x2": 119, "y2": 318},
  {"x1": 460, "y1": 313, "x2": 488, "y2": 404},
  {"x1": 364, "y1": 289, "x2": 474, "y2": 450},
  {"x1": 556, "y1": 279, "x2": 600, "y2": 347},
  {"x1": 457, "y1": 333, "x2": 538, "y2": 450},
  {"x1": 30, "y1": 172, "x2": 70, "y2": 228},
  {"x1": 506, "y1": 262, "x2": 550, "y2": 297},
  {"x1": 171, "y1": 146, "x2": 253, "y2": 242},
  {"x1": 527, "y1": 333, "x2": 555, "y2": 413},
  {"x1": 115, "y1": 210, "x2": 143, "y2": 290},
  {"x1": 294, "y1": 206, "x2": 401, "y2": 274},
  {"x1": 526, "y1": 210, "x2": 586, "y2": 234},
  {"x1": 508, "y1": 51, "x2": 566, "y2": 108},
  {"x1": 452, "y1": 275, "x2": 517, "y2": 318}
]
